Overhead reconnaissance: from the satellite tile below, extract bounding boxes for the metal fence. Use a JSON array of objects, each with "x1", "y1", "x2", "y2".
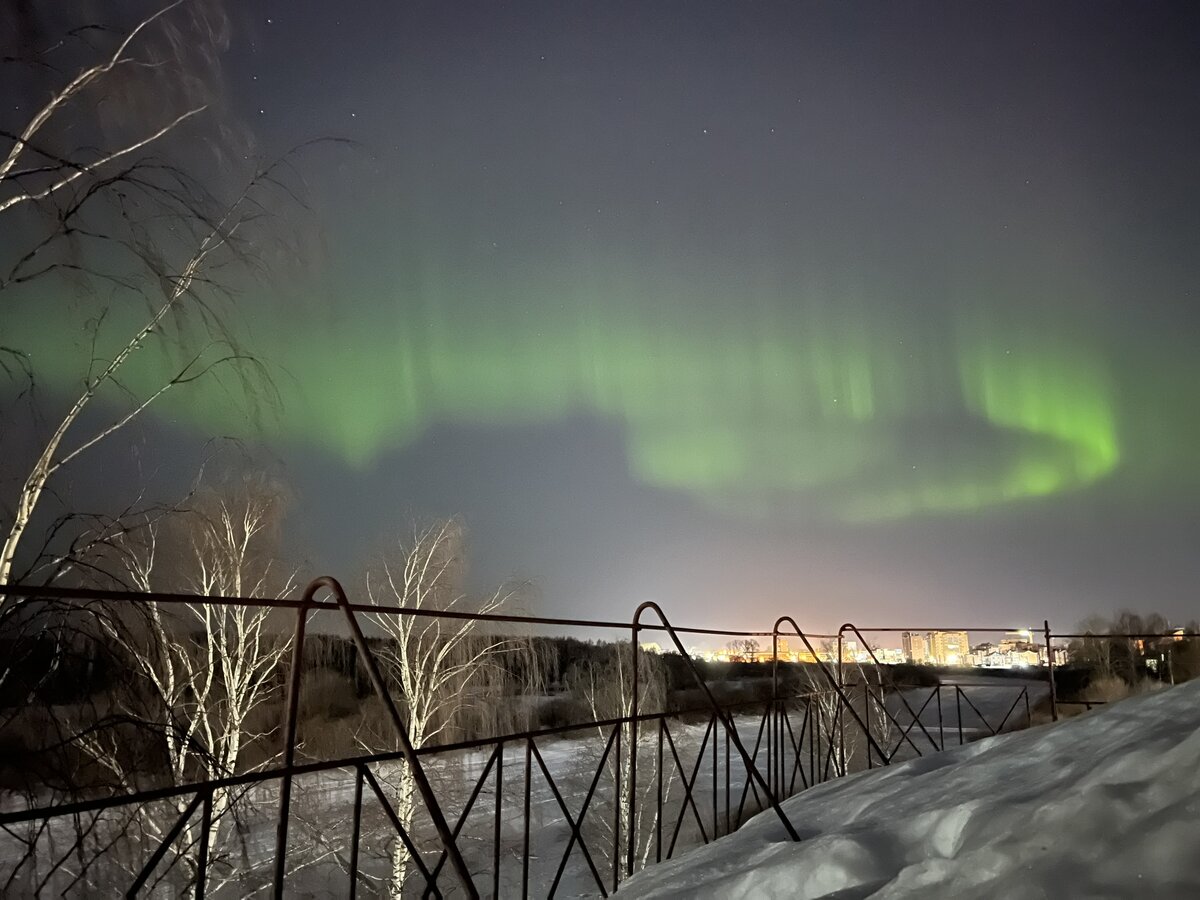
[{"x1": 0, "y1": 580, "x2": 1161, "y2": 898}]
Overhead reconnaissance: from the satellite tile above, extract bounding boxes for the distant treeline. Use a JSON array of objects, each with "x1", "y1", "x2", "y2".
[{"x1": 0, "y1": 628, "x2": 952, "y2": 711}]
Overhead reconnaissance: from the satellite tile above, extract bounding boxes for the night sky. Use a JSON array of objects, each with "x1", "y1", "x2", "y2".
[{"x1": 7, "y1": 1, "x2": 1200, "y2": 631}]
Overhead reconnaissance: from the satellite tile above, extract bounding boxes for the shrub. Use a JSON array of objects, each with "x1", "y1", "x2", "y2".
[{"x1": 302, "y1": 668, "x2": 362, "y2": 720}]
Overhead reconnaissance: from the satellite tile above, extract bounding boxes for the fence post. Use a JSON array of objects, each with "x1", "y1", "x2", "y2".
[
  {"x1": 936, "y1": 686, "x2": 944, "y2": 751},
  {"x1": 864, "y1": 680, "x2": 873, "y2": 770},
  {"x1": 771, "y1": 629, "x2": 779, "y2": 795},
  {"x1": 1044, "y1": 619, "x2": 1058, "y2": 722},
  {"x1": 628, "y1": 620, "x2": 639, "y2": 878},
  {"x1": 955, "y1": 686, "x2": 963, "y2": 745},
  {"x1": 273, "y1": 590, "x2": 313, "y2": 898},
  {"x1": 836, "y1": 630, "x2": 846, "y2": 775}
]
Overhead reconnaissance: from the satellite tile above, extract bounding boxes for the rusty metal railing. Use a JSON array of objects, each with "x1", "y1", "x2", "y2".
[
  {"x1": 5, "y1": 581, "x2": 1187, "y2": 897},
  {"x1": 0, "y1": 581, "x2": 865, "y2": 897}
]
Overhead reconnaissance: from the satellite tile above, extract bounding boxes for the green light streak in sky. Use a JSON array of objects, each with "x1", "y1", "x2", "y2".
[
  {"x1": 8, "y1": 281, "x2": 1124, "y2": 522},
  {"x1": 836, "y1": 324, "x2": 1122, "y2": 521},
  {"x1": 962, "y1": 340, "x2": 1119, "y2": 486}
]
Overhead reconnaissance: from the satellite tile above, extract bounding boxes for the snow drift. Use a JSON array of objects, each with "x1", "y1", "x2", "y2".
[{"x1": 624, "y1": 680, "x2": 1200, "y2": 899}]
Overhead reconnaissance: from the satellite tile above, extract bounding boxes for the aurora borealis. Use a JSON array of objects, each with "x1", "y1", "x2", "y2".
[
  {"x1": 8, "y1": 264, "x2": 1127, "y2": 522},
  {"x1": 6, "y1": 0, "x2": 1200, "y2": 626}
]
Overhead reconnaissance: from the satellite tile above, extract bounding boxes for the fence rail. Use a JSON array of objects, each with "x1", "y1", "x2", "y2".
[{"x1": 0, "y1": 580, "x2": 1183, "y2": 897}]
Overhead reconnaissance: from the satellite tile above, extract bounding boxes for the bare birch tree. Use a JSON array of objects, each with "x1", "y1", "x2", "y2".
[
  {"x1": 357, "y1": 519, "x2": 540, "y2": 896},
  {"x1": 566, "y1": 644, "x2": 669, "y2": 872},
  {"x1": 65, "y1": 473, "x2": 300, "y2": 895},
  {"x1": 804, "y1": 671, "x2": 859, "y2": 780}
]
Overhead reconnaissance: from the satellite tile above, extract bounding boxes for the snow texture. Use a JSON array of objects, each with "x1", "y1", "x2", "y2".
[{"x1": 623, "y1": 680, "x2": 1200, "y2": 899}]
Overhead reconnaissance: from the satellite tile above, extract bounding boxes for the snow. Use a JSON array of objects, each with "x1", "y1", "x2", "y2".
[{"x1": 622, "y1": 680, "x2": 1200, "y2": 899}]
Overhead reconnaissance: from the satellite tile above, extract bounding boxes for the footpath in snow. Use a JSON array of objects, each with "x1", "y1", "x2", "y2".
[{"x1": 624, "y1": 680, "x2": 1200, "y2": 899}]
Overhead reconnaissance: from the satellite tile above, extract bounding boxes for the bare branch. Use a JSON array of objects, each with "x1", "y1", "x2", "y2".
[
  {"x1": 0, "y1": 106, "x2": 207, "y2": 213},
  {"x1": 0, "y1": 1, "x2": 188, "y2": 189}
]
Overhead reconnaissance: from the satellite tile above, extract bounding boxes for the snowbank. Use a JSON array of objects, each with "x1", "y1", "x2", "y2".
[{"x1": 623, "y1": 680, "x2": 1200, "y2": 898}]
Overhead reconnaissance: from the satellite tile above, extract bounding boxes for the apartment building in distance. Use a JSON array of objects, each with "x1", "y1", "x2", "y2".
[
  {"x1": 928, "y1": 630, "x2": 971, "y2": 666},
  {"x1": 902, "y1": 630, "x2": 971, "y2": 665},
  {"x1": 901, "y1": 631, "x2": 929, "y2": 664}
]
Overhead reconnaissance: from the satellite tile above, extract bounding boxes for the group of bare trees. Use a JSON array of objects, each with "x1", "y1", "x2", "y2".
[
  {"x1": 2, "y1": 493, "x2": 536, "y2": 895},
  {"x1": 0, "y1": 5, "x2": 540, "y2": 896},
  {"x1": 0, "y1": 5, "x2": 294, "y2": 888},
  {"x1": 65, "y1": 477, "x2": 298, "y2": 894},
  {"x1": 1069, "y1": 612, "x2": 1200, "y2": 698}
]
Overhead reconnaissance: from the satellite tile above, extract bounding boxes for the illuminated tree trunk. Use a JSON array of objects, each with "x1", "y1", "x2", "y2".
[{"x1": 360, "y1": 520, "x2": 541, "y2": 897}]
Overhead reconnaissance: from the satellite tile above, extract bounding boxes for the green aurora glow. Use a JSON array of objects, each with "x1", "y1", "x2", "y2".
[{"x1": 9, "y1": 275, "x2": 1141, "y2": 524}]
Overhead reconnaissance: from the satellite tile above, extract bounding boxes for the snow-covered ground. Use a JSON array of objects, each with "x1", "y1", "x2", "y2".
[{"x1": 623, "y1": 679, "x2": 1200, "y2": 899}]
